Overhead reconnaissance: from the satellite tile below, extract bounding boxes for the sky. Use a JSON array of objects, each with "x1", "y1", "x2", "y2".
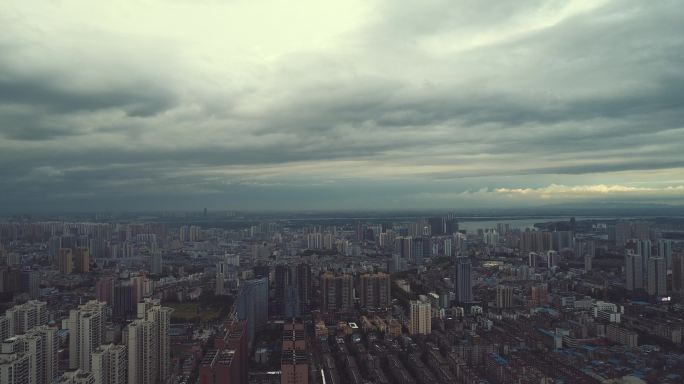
[{"x1": 1, "y1": 0, "x2": 683, "y2": 212}]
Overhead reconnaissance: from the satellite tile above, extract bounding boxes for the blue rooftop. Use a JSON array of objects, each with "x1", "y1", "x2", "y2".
[{"x1": 490, "y1": 352, "x2": 508, "y2": 366}]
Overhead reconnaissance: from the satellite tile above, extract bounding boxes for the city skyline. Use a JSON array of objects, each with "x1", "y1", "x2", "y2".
[{"x1": 1, "y1": 0, "x2": 683, "y2": 212}]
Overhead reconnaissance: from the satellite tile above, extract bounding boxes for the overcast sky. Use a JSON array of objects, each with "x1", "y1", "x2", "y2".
[{"x1": 1, "y1": 0, "x2": 683, "y2": 212}]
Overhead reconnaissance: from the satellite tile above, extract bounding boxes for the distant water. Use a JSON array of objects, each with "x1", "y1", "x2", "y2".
[{"x1": 457, "y1": 216, "x2": 611, "y2": 233}]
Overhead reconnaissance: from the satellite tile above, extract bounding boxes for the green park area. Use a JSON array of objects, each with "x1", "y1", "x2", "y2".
[{"x1": 166, "y1": 302, "x2": 223, "y2": 323}]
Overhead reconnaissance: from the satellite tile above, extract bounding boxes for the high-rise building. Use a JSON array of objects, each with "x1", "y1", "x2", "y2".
[
  {"x1": 0, "y1": 267, "x2": 21, "y2": 293},
  {"x1": 614, "y1": 221, "x2": 632, "y2": 246},
  {"x1": 127, "y1": 299, "x2": 173, "y2": 384},
  {"x1": 409, "y1": 300, "x2": 431, "y2": 335},
  {"x1": 216, "y1": 255, "x2": 238, "y2": 295},
  {"x1": 202, "y1": 320, "x2": 248, "y2": 384},
  {"x1": 443, "y1": 237, "x2": 453, "y2": 258},
  {"x1": 32, "y1": 325, "x2": 58, "y2": 384},
  {"x1": 68, "y1": 301, "x2": 107, "y2": 371},
  {"x1": 252, "y1": 264, "x2": 270, "y2": 279},
  {"x1": 58, "y1": 248, "x2": 73, "y2": 274},
  {"x1": 48, "y1": 236, "x2": 61, "y2": 264},
  {"x1": 91, "y1": 344, "x2": 127, "y2": 384},
  {"x1": 4, "y1": 300, "x2": 48, "y2": 335},
  {"x1": 394, "y1": 237, "x2": 413, "y2": 261},
  {"x1": 0, "y1": 316, "x2": 12, "y2": 342},
  {"x1": 445, "y1": 217, "x2": 459, "y2": 235},
  {"x1": 1, "y1": 334, "x2": 34, "y2": 383},
  {"x1": 320, "y1": 272, "x2": 354, "y2": 312},
  {"x1": 673, "y1": 253, "x2": 684, "y2": 294},
  {"x1": 359, "y1": 272, "x2": 391, "y2": 309},
  {"x1": 531, "y1": 284, "x2": 548, "y2": 307},
  {"x1": 141, "y1": 299, "x2": 172, "y2": 382},
  {"x1": 20, "y1": 271, "x2": 40, "y2": 299},
  {"x1": 306, "y1": 232, "x2": 323, "y2": 249},
  {"x1": 635, "y1": 239, "x2": 652, "y2": 261},
  {"x1": 520, "y1": 230, "x2": 551, "y2": 253},
  {"x1": 547, "y1": 250, "x2": 559, "y2": 268},
  {"x1": 551, "y1": 231, "x2": 574, "y2": 251},
  {"x1": 528, "y1": 252, "x2": 539, "y2": 268},
  {"x1": 150, "y1": 252, "x2": 162, "y2": 275},
  {"x1": 61, "y1": 370, "x2": 95, "y2": 384},
  {"x1": 647, "y1": 257, "x2": 667, "y2": 297},
  {"x1": 179, "y1": 226, "x2": 189, "y2": 242},
  {"x1": 198, "y1": 349, "x2": 240, "y2": 384},
  {"x1": 0, "y1": 353, "x2": 30, "y2": 384},
  {"x1": 96, "y1": 277, "x2": 115, "y2": 305},
  {"x1": 73, "y1": 247, "x2": 90, "y2": 273},
  {"x1": 495, "y1": 285, "x2": 514, "y2": 309},
  {"x1": 625, "y1": 251, "x2": 643, "y2": 291},
  {"x1": 412, "y1": 237, "x2": 426, "y2": 265},
  {"x1": 236, "y1": 278, "x2": 268, "y2": 347},
  {"x1": 632, "y1": 222, "x2": 650, "y2": 241},
  {"x1": 575, "y1": 239, "x2": 596, "y2": 260},
  {"x1": 273, "y1": 263, "x2": 312, "y2": 317},
  {"x1": 280, "y1": 321, "x2": 308, "y2": 384},
  {"x1": 127, "y1": 319, "x2": 156, "y2": 384},
  {"x1": 658, "y1": 239, "x2": 673, "y2": 268},
  {"x1": 584, "y1": 254, "x2": 593, "y2": 273},
  {"x1": 1, "y1": 325, "x2": 58, "y2": 384},
  {"x1": 454, "y1": 256, "x2": 473, "y2": 304},
  {"x1": 615, "y1": 221, "x2": 650, "y2": 247},
  {"x1": 296, "y1": 263, "x2": 312, "y2": 313},
  {"x1": 113, "y1": 282, "x2": 135, "y2": 318},
  {"x1": 275, "y1": 264, "x2": 292, "y2": 316},
  {"x1": 89, "y1": 238, "x2": 107, "y2": 260},
  {"x1": 428, "y1": 217, "x2": 445, "y2": 236}
]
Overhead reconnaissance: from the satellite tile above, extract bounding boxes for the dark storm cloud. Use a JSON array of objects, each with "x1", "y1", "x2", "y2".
[{"x1": 0, "y1": 75, "x2": 176, "y2": 117}]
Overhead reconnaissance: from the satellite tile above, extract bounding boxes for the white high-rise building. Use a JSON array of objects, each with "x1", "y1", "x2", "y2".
[
  {"x1": 4, "y1": 301, "x2": 48, "y2": 335},
  {"x1": 0, "y1": 316, "x2": 13, "y2": 342},
  {"x1": 127, "y1": 319, "x2": 156, "y2": 384},
  {"x1": 68, "y1": 301, "x2": 108, "y2": 371},
  {"x1": 528, "y1": 252, "x2": 539, "y2": 268},
  {"x1": 0, "y1": 353, "x2": 30, "y2": 384},
  {"x1": 1, "y1": 325, "x2": 57, "y2": 384},
  {"x1": 92, "y1": 344, "x2": 127, "y2": 384},
  {"x1": 409, "y1": 300, "x2": 431, "y2": 335},
  {"x1": 61, "y1": 369, "x2": 95, "y2": 384},
  {"x1": 143, "y1": 300, "x2": 172, "y2": 382},
  {"x1": 648, "y1": 257, "x2": 667, "y2": 297},
  {"x1": 625, "y1": 251, "x2": 643, "y2": 291},
  {"x1": 127, "y1": 299, "x2": 172, "y2": 384}
]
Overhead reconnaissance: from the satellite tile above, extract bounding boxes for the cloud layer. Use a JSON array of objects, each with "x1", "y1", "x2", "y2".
[{"x1": 1, "y1": 0, "x2": 683, "y2": 212}]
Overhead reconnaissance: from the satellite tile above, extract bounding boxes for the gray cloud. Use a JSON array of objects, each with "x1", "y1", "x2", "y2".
[
  {"x1": 0, "y1": 0, "x2": 683, "y2": 212},
  {"x1": 0, "y1": 75, "x2": 176, "y2": 117}
]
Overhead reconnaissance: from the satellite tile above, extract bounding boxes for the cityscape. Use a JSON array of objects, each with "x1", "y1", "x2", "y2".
[
  {"x1": 1, "y1": 212, "x2": 684, "y2": 383},
  {"x1": 2, "y1": 0, "x2": 684, "y2": 384}
]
